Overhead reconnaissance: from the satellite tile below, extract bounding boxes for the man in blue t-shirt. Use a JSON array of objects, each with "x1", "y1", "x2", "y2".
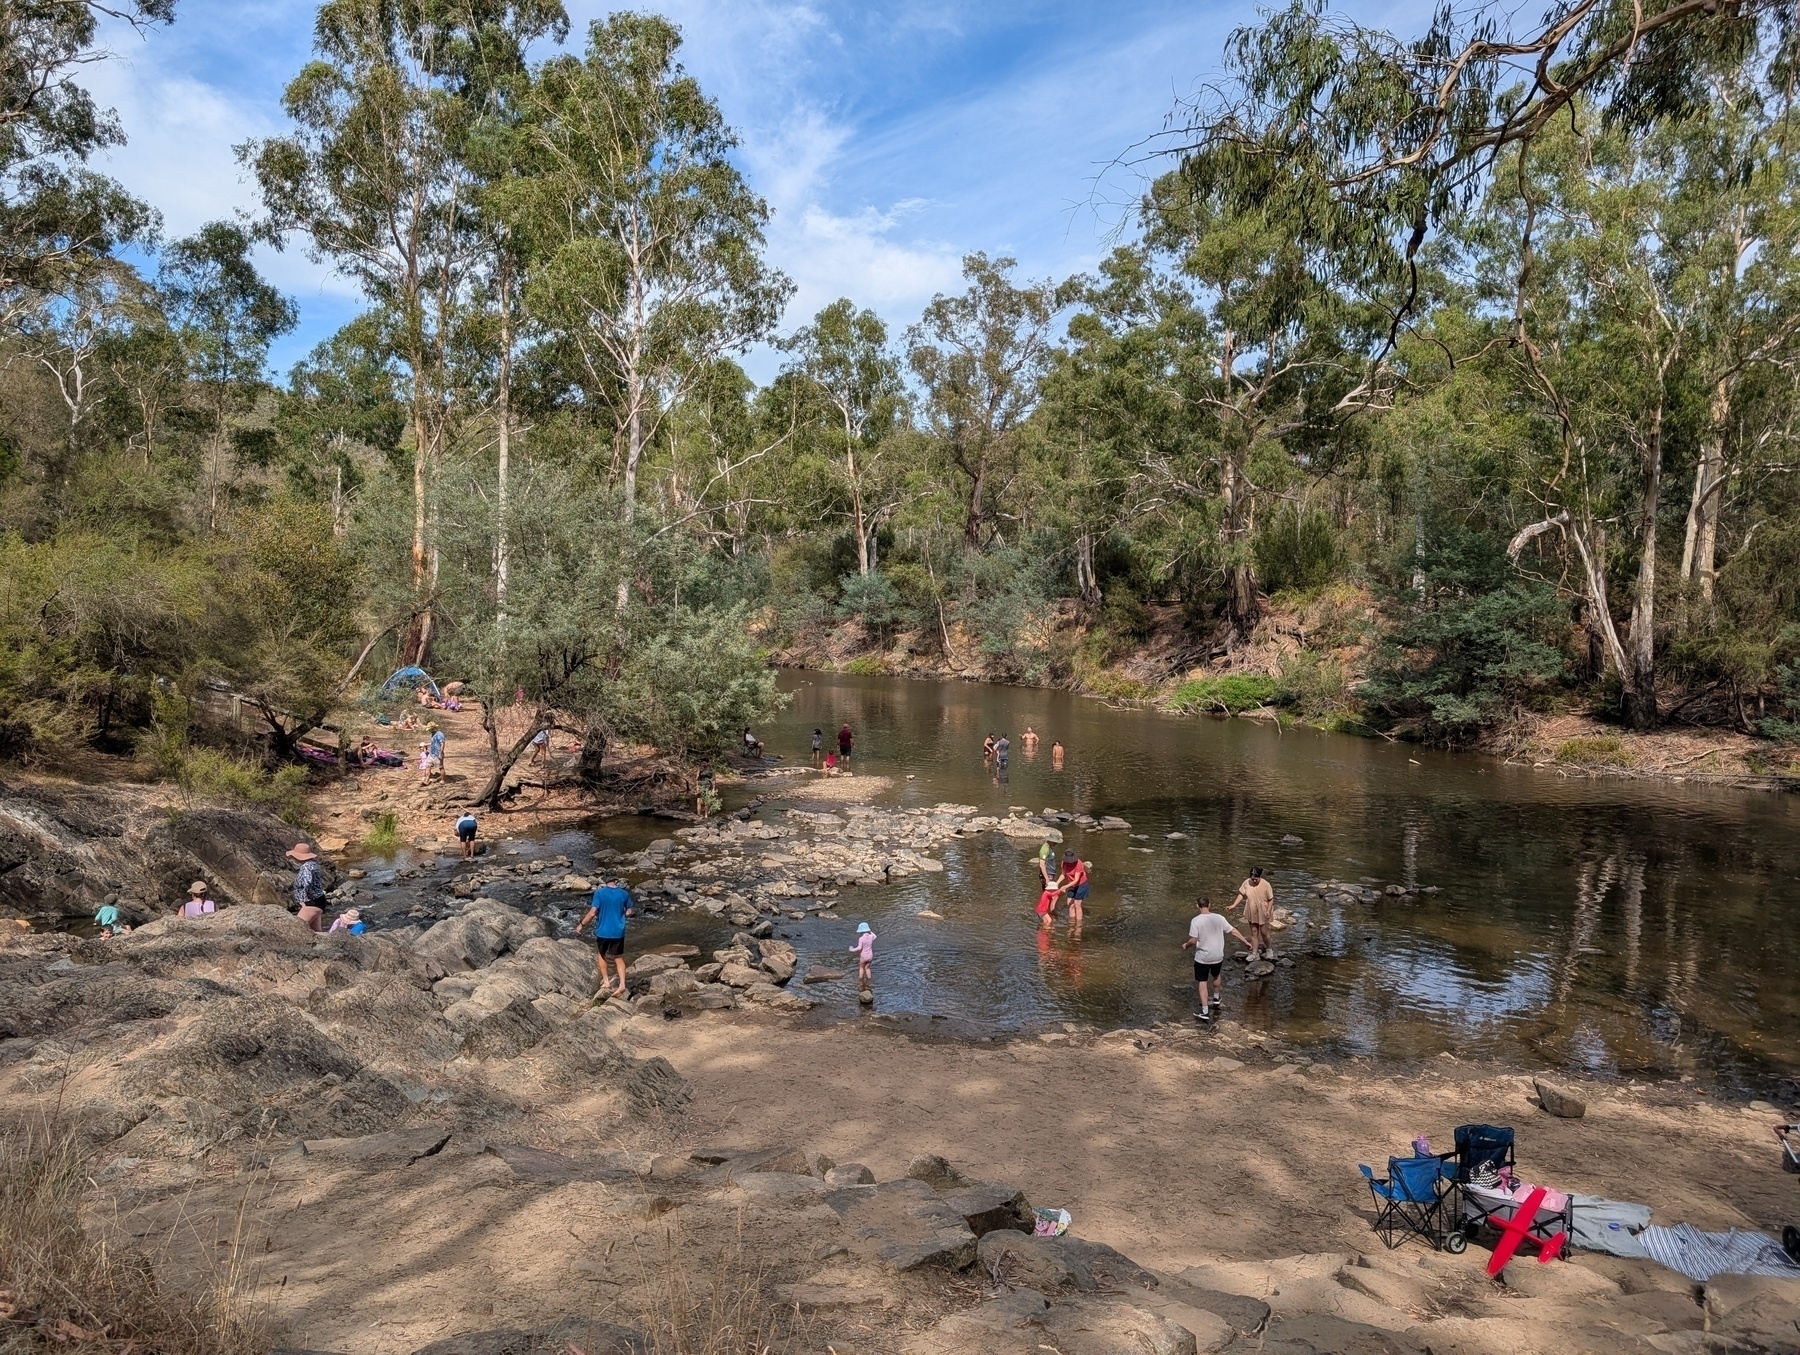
[{"x1": 579, "y1": 876, "x2": 635, "y2": 999}]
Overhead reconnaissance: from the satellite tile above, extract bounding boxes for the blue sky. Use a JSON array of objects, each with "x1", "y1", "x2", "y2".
[{"x1": 85, "y1": 0, "x2": 1414, "y2": 382}]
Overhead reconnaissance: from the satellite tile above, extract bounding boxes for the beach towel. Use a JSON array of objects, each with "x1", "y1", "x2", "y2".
[
  {"x1": 1568, "y1": 1195, "x2": 1653, "y2": 1259},
  {"x1": 1638, "y1": 1224, "x2": 1800, "y2": 1282}
]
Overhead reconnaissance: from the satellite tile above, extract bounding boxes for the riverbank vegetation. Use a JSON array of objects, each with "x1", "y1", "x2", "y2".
[{"x1": 7, "y1": 0, "x2": 1800, "y2": 796}]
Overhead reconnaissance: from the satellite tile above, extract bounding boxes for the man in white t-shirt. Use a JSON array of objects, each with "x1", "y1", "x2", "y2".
[{"x1": 1181, "y1": 896, "x2": 1249, "y2": 1023}]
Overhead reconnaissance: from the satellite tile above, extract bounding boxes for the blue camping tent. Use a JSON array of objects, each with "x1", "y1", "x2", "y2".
[{"x1": 379, "y1": 666, "x2": 441, "y2": 699}]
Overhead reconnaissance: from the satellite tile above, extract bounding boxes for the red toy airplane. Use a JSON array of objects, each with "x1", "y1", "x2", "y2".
[{"x1": 1485, "y1": 1186, "x2": 1568, "y2": 1275}]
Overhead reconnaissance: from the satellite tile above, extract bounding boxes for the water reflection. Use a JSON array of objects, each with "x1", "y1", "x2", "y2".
[{"x1": 716, "y1": 672, "x2": 1800, "y2": 1091}]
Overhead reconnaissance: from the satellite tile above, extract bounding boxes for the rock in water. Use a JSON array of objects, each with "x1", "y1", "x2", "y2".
[
  {"x1": 1534, "y1": 1078, "x2": 1586, "y2": 1118},
  {"x1": 1246, "y1": 960, "x2": 1275, "y2": 979},
  {"x1": 858, "y1": 988, "x2": 874, "y2": 1006},
  {"x1": 1280, "y1": 834, "x2": 1303, "y2": 845}
]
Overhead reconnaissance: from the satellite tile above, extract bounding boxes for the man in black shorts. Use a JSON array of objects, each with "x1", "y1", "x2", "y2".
[
  {"x1": 1181, "y1": 896, "x2": 1248, "y2": 1023},
  {"x1": 580, "y1": 876, "x2": 635, "y2": 998}
]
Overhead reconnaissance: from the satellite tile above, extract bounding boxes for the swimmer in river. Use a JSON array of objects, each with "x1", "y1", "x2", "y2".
[
  {"x1": 1023, "y1": 725, "x2": 1038, "y2": 747},
  {"x1": 982, "y1": 732, "x2": 997, "y2": 760},
  {"x1": 1051, "y1": 740, "x2": 1065, "y2": 770}
]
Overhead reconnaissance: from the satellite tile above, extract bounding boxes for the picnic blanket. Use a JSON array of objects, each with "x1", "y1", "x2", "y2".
[
  {"x1": 1568, "y1": 1194, "x2": 1653, "y2": 1259},
  {"x1": 1637, "y1": 1224, "x2": 1800, "y2": 1282}
]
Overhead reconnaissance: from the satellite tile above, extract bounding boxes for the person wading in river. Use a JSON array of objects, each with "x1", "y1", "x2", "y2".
[
  {"x1": 1182, "y1": 896, "x2": 1249, "y2": 1023},
  {"x1": 1056, "y1": 850, "x2": 1090, "y2": 931},
  {"x1": 838, "y1": 723, "x2": 854, "y2": 762},
  {"x1": 1231, "y1": 866, "x2": 1277, "y2": 960}
]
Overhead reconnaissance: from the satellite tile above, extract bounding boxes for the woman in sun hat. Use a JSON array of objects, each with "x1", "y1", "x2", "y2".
[
  {"x1": 286, "y1": 842, "x2": 326, "y2": 931},
  {"x1": 179, "y1": 880, "x2": 217, "y2": 919}
]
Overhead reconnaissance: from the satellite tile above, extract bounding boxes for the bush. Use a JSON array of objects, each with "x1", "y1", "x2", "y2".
[
  {"x1": 1170, "y1": 673, "x2": 1282, "y2": 713},
  {"x1": 836, "y1": 570, "x2": 902, "y2": 644},
  {"x1": 841, "y1": 655, "x2": 886, "y2": 675},
  {"x1": 1555, "y1": 735, "x2": 1632, "y2": 765},
  {"x1": 364, "y1": 810, "x2": 401, "y2": 851},
  {"x1": 139, "y1": 699, "x2": 311, "y2": 823},
  {"x1": 1253, "y1": 510, "x2": 1342, "y2": 594},
  {"x1": 1080, "y1": 670, "x2": 1152, "y2": 700},
  {"x1": 1277, "y1": 651, "x2": 1357, "y2": 725}
]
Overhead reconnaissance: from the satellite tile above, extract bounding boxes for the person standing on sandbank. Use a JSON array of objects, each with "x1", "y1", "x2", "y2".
[
  {"x1": 1231, "y1": 866, "x2": 1276, "y2": 960},
  {"x1": 1182, "y1": 896, "x2": 1248, "y2": 1022}
]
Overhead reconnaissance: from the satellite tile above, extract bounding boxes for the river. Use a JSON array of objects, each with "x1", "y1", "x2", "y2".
[{"x1": 610, "y1": 671, "x2": 1799, "y2": 1092}]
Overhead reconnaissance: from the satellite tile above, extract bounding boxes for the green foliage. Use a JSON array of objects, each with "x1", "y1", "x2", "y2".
[
  {"x1": 1276, "y1": 651, "x2": 1356, "y2": 725},
  {"x1": 1253, "y1": 510, "x2": 1342, "y2": 595},
  {"x1": 837, "y1": 570, "x2": 901, "y2": 642},
  {"x1": 605, "y1": 605, "x2": 786, "y2": 763},
  {"x1": 364, "y1": 810, "x2": 400, "y2": 851},
  {"x1": 1170, "y1": 673, "x2": 1281, "y2": 713},
  {"x1": 1365, "y1": 519, "x2": 1571, "y2": 739},
  {"x1": 841, "y1": 655, "x2": 886, "y2": 675}
]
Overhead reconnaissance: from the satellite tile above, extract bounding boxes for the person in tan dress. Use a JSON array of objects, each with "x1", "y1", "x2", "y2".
[{"x1": 1231, "y1": 866, "x2": 1277, "y2": 960}]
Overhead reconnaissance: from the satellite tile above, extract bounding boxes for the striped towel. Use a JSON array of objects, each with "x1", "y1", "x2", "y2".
[{"x1": 1638, "y1": 1224, "x2": 1800, "y2": 1282}]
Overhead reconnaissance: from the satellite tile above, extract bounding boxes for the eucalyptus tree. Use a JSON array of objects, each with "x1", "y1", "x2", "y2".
[
  {"x1": 502, "y1": 13, "x2": 790, "y2": 525},
  {"x1": 780, "y1": 298, "x2": 907, "y2": 576},
  {"x1": 906, "y1": 254, "x2": 1062, "y2": 552},
  {"x1": 243, "y1": 0, "x2": 566, "y2": 662},
  {"x1": 158, "y1": 222, "x2": 297, "y2": 530},
  {"x1": 0, "y1": 0, "x2": 169, "y2": 308}
]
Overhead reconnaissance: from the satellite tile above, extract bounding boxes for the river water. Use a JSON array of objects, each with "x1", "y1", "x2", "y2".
[{"x1": 614, "y1": 671, "x2": 1799, "y2": 1092}]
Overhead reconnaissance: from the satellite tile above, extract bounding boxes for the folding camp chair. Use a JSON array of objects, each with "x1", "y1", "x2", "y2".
[
  {"x1": 1360, "y1": 1155, "x2": 1467, "y2": 1253},
  {"x1": 1440, "y1": 1123, "x2": 1515, "y2": 1185}
]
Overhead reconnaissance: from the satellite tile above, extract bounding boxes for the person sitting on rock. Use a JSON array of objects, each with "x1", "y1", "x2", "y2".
[
  {"x1": 328, "y1": 908, "x2": 364, "y2": 934},
  {"x1": 287, "y1": 842, "x2": 326, "y2": 931},
  {"x1": 177, "y1": 880, "x2": 217, "y2": 918},
  {"x1": 94, "y1": 900, "x2": 122, "y2": 939}
]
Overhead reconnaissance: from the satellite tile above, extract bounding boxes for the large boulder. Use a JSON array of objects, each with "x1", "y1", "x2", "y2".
[
  {"x1": 0, "y1": 779, "x2": 312, "y2": 921},
  {"x1": 757, "y1": 938, "x2": 797, "y2": 983},
  {"x1": 1704, "y1": 1274, "x2": 1800, "y2": 1353},
  {"x1": 939, "y1": 1181, "x2": 1033, "y2": 1237},
  {"x1": 414, "y1": 900, "x2": 547, "y2": 973},
  {"x1": 827, "y1": 1178, "x2": 978, "y2": 1271},
  {"x1": 1534, "y1": 1078, "x2": 1586, "y2": 1119}
]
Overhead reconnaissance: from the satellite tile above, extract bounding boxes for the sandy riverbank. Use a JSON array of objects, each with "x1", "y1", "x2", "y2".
[{"x1": 4, "y1": 897, "x2": 1798, "y2": 1355}]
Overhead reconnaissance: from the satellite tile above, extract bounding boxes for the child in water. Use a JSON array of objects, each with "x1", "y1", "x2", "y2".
[{"x1": 850, "y1": 922, "x2": 876, "y2": 987}]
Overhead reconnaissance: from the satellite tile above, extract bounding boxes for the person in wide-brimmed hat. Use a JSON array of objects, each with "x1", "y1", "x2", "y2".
[
  {"x1": 328, "y1": 907, "x2": 363, "y2": 934},
  {"x1": 286, "y1": 843, "x2": 326, "y2": 931},
  {"x1": 178, "y1": 880, "x2": 217, "y2": 919}
]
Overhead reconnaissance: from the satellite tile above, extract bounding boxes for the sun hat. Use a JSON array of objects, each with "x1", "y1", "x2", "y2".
[
  {"x1": 286, "y1": 842, "x2": 317, "y2": 861},
  {"x1": 856, "y1": 922, "x2": 871, "y2": 934},
  {"x1": 187, "y1": 880, "x2": 208, "y2": 896},
  {"x1": 341, "y1": 908, "x2": 361, "y2": 922},
  {"x1": 1062, "y1": 849, "x2": 1078, "y2": 861}
]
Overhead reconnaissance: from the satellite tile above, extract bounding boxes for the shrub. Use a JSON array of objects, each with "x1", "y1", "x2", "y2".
[
  {"x1": 1253, "y1": 510, "x2": 1342, "y2": 594},
  {"x1": 1554, "y1": 735, "x2": 1633, "y2": 765},
  {"x1": 1277, "y1": 651, "x2": 1357, "y2": 724},
  {"x1": 841, "y1": 655, "x2": 886, "y2": 675},
  {"x1": 836, "y1": 570, "x2": 902, "y2": 644},
  {"x1": 1080, "y1": 670, "x2": 1152, "y2": 701},
  {"x1": 364, "y1": 811, "x2": 401, "y2": 851},
  {"x1": 1170, "y1": 673, "x2": 1282, "y2": 713}
]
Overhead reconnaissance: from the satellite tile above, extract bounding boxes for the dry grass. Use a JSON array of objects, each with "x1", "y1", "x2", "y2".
[
  {"x1": 0, "y1": 1128, "x2": 274, "y2": 1355},
  {"x1": 618, "y1": 1216, "x2": 809, "y2": 1355}
]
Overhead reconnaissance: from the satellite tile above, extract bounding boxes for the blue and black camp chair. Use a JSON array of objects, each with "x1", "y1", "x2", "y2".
[
  {"x1": 1359, "y1": 1155, "x2": 1467, "y2": 1253},
  {"x1": 1443, "y1": 1123, "x2": 1515, "y2": 1184}
]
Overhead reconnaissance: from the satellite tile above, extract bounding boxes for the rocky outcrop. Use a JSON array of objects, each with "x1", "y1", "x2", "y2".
[{"x1": 0, "y1": 778, "x2": 313, "y2": 922}]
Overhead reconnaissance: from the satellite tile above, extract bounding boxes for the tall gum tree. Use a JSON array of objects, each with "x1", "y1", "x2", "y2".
[
  {"x1": 780, "y1": 298, "x2": 906, "y2": 576},
  {"x1": 906, "y1": 253, "x2": 1060, "y2": 552},
  {"x1": 243, "y1": 0, "x2": 565, "y2": 665},
  {"x1": 501, "y1": 13, "x2": 789, "y2": 529}
]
